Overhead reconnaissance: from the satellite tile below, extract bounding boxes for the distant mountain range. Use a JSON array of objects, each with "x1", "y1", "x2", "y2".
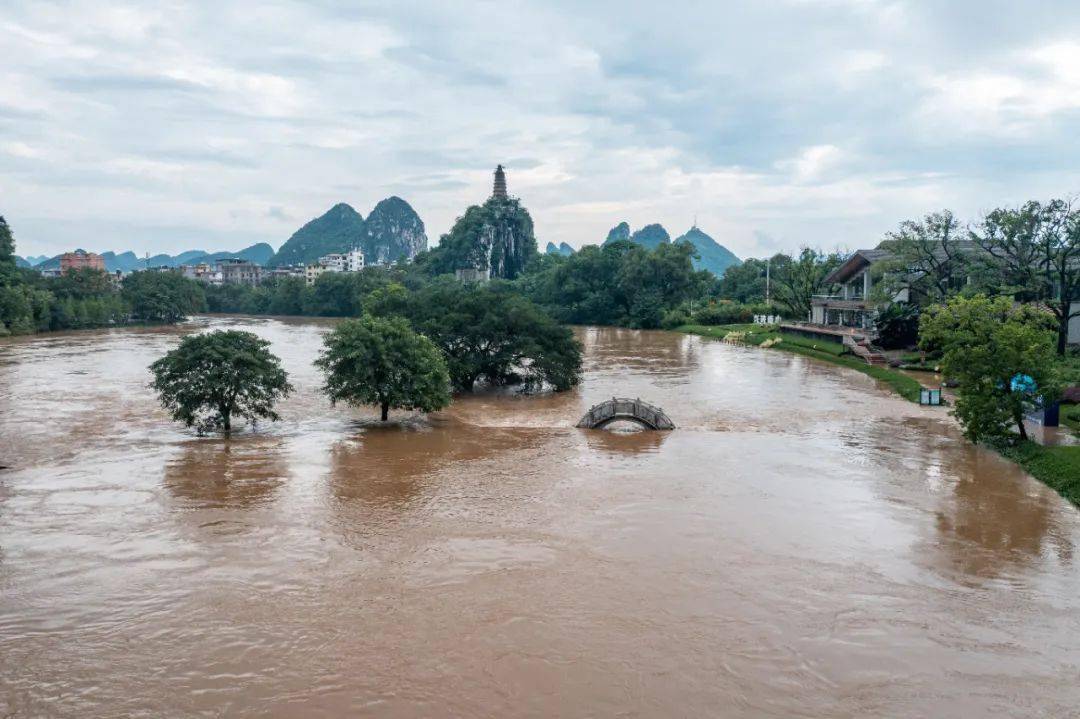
[
  {"x1": 545, "y1": 241, "x2": 575, "y2": 256},
  {"x1": 268, "y1": 196, "x2": 426, "y2": 267},
  {"x1": 17, "y1": 196, "x2": 426, "y2": 274},
  {"x1": 602, "y1": 221, "x2": 741, "y2": 276},
  {"x1": 28, "y1": 244, "x2": 275, "y2": 272},
  {"x1": 674, "y1": 226, "x2": 741, "y2": 277}
]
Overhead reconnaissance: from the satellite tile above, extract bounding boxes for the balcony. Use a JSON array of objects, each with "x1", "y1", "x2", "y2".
[{"x1": 810, "y1": 294, "x2": 870, "y2": 310}]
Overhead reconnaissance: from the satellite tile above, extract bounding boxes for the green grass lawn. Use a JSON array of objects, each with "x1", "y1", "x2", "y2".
[
  {"x1": 998, "y1": 442, "x2": 1080, "y2": 507},
  {"x1": 678, "y1": 324, "x2": 923, "y2": 402},
  {"x1": 1062, "y1": 403, "x2": 1080, "y2": 434}
]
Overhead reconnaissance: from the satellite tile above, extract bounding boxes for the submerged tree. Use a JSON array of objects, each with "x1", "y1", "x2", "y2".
[
  {"x1": 379, "y1": 278, "x2": 583, "y2": 392},
  {"x1": 316, "y1": 314, "x2": 451, "y2": 421},
  {"x1": 919, "y1": 295, "x2": 1061, "y2": 444},
  {"x1": 150, "y1": 330, "x2": 293, "y2": 434}
]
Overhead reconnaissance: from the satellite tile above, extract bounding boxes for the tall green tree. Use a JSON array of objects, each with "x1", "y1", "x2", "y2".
[
  {"x1": 316, "y1": 314, "x2": 451, "y2": 421},
  {"x1": 1041, "y1": 200, "x2": 1080, "y2": 355},
  {"x1": 877, "y1": 210, "x2": 972, "y2": 304},
  {"x1": 0, "y1": 216, "x2": 15, "y2": 279},
  {"x1": 770, "y1": 248, "x2": 842, "y2": 319},
  {"x1": 972, "y1": 200, "x2": 1080, "y2": 355},
  {"x1": 150, "y1": 330, "x2": 293, "y2": 434},
  {"x1": 717, "y1": 257, "x2": 768, "y2": 304},
  {"x1": 919, "y1": 295, "x2": 1061, "y2": 443},
  {"x1": 123, "y1": 271, "x2": 206, "y2": 322},
  {"x1": 970, "y1": 202, "x2": 1044, "y2": 302},
  {"x1": 383, "y1": 278, "x2": 583, "y2": 392},
  {"x1": 519, "y1": 240, "x2": 705, "y2": 328}
]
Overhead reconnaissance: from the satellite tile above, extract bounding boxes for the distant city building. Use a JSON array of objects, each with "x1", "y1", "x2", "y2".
[
  {"x1": 266, "y1": 266, "x2": 305, "y2": 281},
  {"x1": 344, "y1": 247, "x2": 365, "y2": 272},
  {"x1": 305, "y1": 263, "x2": 328, "y2": 286},
  {"x1": 60, "y1": 250, "x2": 105, "y2": 273},
  {"x1": 319, "y1": 253, "x2": 347, "y2": 273},
  {"x1": 217, "y1": 258, "x2": 263, "y2": 286},
  {"x1": 181, "y1": 263, "x2": 216, "y2": 282}
]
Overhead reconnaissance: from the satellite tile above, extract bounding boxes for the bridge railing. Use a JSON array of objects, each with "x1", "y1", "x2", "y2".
[{"x1": 576, "y1": 397, "x2": 674, "y2": 430}]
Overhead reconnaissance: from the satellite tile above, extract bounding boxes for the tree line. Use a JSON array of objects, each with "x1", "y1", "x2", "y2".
[
  {"x1": 715, "y1": 199, "x2": 1080, "y2": 357},
  {"x1": 0, "y1": 216, "x2": 207, "y2": 335}
]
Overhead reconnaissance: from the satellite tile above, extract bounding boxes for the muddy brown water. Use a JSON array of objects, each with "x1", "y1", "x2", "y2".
[{"x1": 1, "y1": 316, "x2": 1079, "y2": 717}]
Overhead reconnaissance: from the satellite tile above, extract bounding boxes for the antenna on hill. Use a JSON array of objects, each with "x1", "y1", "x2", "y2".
[{"x1": 693, "y1": 213, "x2": 698, "y2": 229}]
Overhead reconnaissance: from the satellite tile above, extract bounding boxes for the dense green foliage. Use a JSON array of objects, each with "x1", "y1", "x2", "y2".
[
  {"x1": 122, "y1": 271, "x2": 207, "y2": 323},
  {"x1": 316, "y1": 315, "x2": 451, "y2": 421},
  {"x1": 970, "y1": 199, "x2": 1080, "y2": 355},
  {"x1": 0, "y1": 216, "x2": 206, "y2": 335},
  {"x1": 150, "y1": 330, "x2": 293, "y2": 433},
  {"x1": 420, "y1": 197, "x2": 537, "y2": 279},
  {"x1": 873, "y1": 302, "x2": 920, "y2": 349},
  {"x1": 716, "y1": 257, "x2": 768, "y2": 304},
  {"x1": 519, "y1": 240, "x2": 710, "y2": 328},
  {"x1": 205, "y1": 267, "x2": 413, "y2": 316},
  {"x1": 371, "y1": 278, "x2": 583, "y2": 392},
  {"x1": 920, "y1": 295, "x2": 1061, "y2": 443}
]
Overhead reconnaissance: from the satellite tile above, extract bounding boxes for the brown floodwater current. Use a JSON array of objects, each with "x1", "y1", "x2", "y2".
[{"x1": 2, "y1": 316, "x2": 1079, "y2": 717}]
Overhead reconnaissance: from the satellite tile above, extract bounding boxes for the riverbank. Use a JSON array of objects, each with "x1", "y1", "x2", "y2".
[
  {"x1": 677, "y1": 323, "x2": 923, "y2": 402},
  {"x1": 677, "y1": 323, "x2": 1080, "y2": 509}
]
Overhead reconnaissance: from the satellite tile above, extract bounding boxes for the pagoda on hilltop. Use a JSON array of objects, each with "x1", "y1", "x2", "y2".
[{"x1": 492, "y1": 164, "x2": 508, "y2": 199}]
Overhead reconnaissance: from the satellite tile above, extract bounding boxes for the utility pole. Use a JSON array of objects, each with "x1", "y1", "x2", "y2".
[{"x1": 765, "y1": 257, "x2": 771, "y2": 308}]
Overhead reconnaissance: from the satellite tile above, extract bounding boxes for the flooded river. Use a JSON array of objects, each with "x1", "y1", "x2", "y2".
[{"x1": 2, "y1": 316, "x2": 1079, "y2": 717}]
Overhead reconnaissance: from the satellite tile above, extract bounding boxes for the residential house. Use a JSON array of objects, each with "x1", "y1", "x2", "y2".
[
  {"x1": 344, "y1": 247, "x2": 365, "y2": 272},
  {"x1": 319, "y1": 254, "x2": 347, "y2": 273},
  {"x1": 60, "y1": 250, "x2": 105, "y2": 273},
  {"x1": 217, "y1": 258, "x2": 263, "y2": 286},
  {"x1": 305, "y1": 263, "x2": 328, "y2": 286},
  {"x1": 810, "y1": 249, "x2": 901, "y2": 329}
]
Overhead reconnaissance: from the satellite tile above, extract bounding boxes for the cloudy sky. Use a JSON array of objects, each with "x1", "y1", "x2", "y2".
[{"x1": 3, "y1": 1, "x2": 1080, "y2": 260}]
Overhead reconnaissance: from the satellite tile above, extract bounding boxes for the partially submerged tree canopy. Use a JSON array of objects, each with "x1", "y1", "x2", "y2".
[
  {"x1": 316, "y1": 314, "x2": 451, "y2": 421},
  {"x1": 150, "y1": 330, "x2": 293, "y2": 434},
  {"x1": 920, "y1": 295, "x2": 1061, "y2": 444},
  {"x1": 377, "y1": 278, "x2": 583, "y2": 392}
]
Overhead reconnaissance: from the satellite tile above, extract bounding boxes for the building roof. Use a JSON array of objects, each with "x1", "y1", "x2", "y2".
[{"x1": 825, "y1": 248, "x2": 892, "y2": 285}]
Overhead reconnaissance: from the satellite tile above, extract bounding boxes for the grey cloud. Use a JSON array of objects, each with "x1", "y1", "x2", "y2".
[{"x1": 4, "y1": 0, "x2": 1080, "y2": 258}]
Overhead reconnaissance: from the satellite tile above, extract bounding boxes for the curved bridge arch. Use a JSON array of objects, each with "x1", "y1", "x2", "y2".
[{"x1": 576, "y1": 398, "x2": 675, "y2": 430}]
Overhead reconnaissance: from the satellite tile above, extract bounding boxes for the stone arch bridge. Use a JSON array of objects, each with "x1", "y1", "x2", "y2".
[{"x1": 576, "y1": 398, "x2": 675, "y2": 430}]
